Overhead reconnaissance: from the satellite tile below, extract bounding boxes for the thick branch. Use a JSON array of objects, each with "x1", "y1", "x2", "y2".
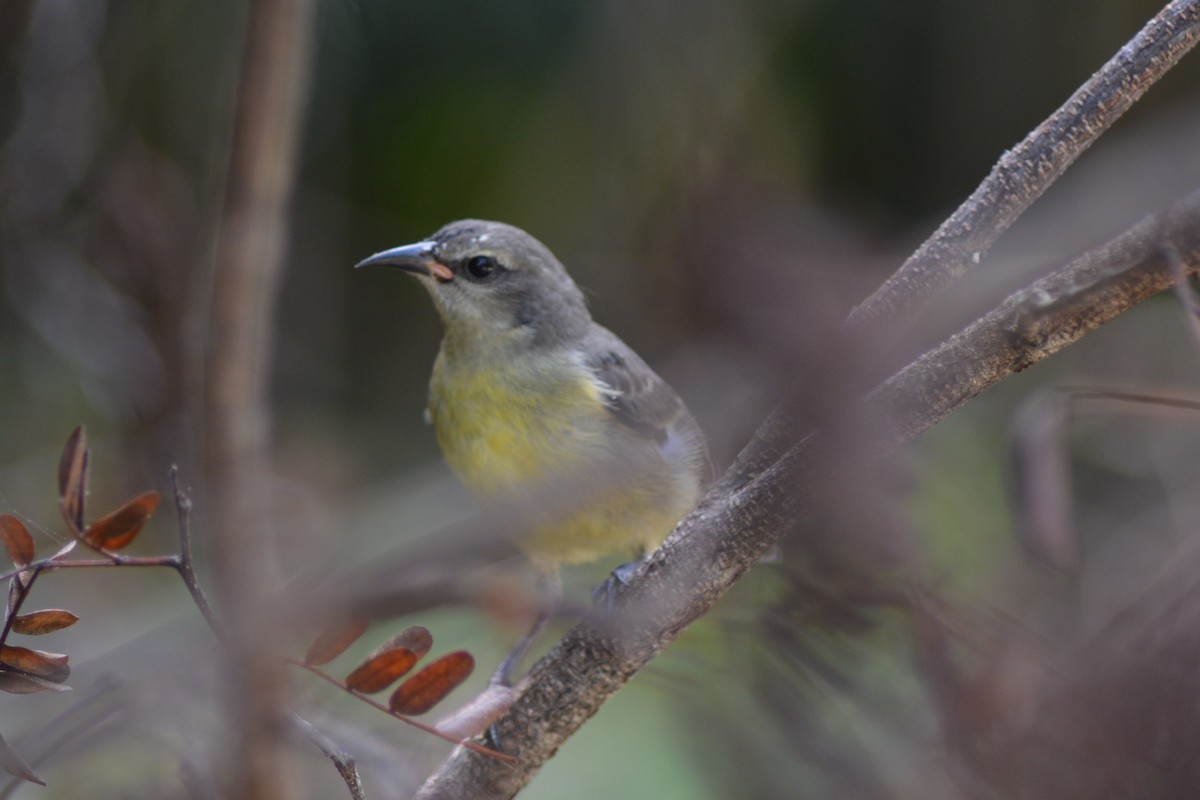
[
  {"x1": 849, "y1": 0, "x2": 1200, "y2": 331},
  {"x1": 415, "y1": 191, "x2": 1200, "y2": 799},
  {"x1": 726, "y1": 0, "x2": 1200, "y2": 489}
]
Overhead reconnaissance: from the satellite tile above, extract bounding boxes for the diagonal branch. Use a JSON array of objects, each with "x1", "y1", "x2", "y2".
[
  {"x1": 848, "y1": 0, "x2": 1200, "y2": 332},
  {"x1": 409, "y1": 7, "x2": 1200, "y2": 794},
  {"x1": 725, "y1": 0, "x2": 1200, "y2": 490},
  {"x1": 414, "y1": 190, "x2": 1200, "y2": 800}
]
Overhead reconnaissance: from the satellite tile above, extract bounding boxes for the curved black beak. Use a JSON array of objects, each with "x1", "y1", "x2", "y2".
[{"x1": 355, "y1": 240, "x2": 452, "y2": 281}]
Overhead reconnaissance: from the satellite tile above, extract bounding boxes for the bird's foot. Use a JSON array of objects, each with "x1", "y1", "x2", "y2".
[{"x1": 591, "y1": 558, "x2": 643, "y2": 613}]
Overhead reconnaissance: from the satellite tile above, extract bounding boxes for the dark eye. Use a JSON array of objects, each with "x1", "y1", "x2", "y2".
[{"x1": 464, "y1": 255, "x2": 497, "y2": 280}]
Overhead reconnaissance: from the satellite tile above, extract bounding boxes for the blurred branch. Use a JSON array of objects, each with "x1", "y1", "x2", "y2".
[
  {"x1": 0, "y1": 678, "x2": 122, "y2": 799},
  {"x1": 729, "y1": 0, "x2": 1200, "y2": 485},
  {"x1": 414, "y1": 189, "x2": 1200, "y2": 798},
  {"x1": 202, "y1": 1, "x2": 315, "y2": 799}
]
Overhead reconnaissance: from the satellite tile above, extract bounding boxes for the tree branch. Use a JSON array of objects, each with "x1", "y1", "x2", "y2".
[
  {"x1": 414, "y1": 190, "x2": 1200, "y2": 799},
  {"x1": 408, "y1": 6, "x2": 1200, "y2": 794},
  {"x1": 726, "y1": 0, "x2": 1200, "y2": 487},
  {"x1": 849, "y1": 0, "x2": 1200, "y2": 331}
]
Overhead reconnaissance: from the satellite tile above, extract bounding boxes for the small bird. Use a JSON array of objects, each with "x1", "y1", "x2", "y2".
[{"x1": 357, "y1": 220, "x2": 708, "y2": 680}]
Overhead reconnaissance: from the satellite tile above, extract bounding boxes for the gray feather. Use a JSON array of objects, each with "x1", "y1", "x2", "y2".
[{"x1": 581, "y1": 327, "x2": 710, "y2": 477}]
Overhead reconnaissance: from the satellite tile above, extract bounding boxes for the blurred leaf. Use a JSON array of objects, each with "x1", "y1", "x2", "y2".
[
  {"x1": 1011, "y1": 392, "x2": 1077, "y2": 571},
  {"x1": 83, "y1": 491, "x2": 160, "y2": 551},
  {"x1": 0, "y1": 646, "x2": 69, "y2": 682},
  {"x1": 345, "y1": 648, "x2": 420, "y2": 694},
  {"x1": 0, "y1": 516, "x2": 34, "y2": 567},
  {"x1": 0, "y1": 671, "x2": 71, "y2": 694},
  {"x1": 376, "y1": 625, "x2": 433, "y2": 661},
  {"x1": 389, "y1": 651, "x2": 474, "y2": 716},
  {"x1": 57, "y1": 426, "x2": 88, "y2": 532},
  {"x1": 0, "y1": 731, "x2": 44, "y2": 785},
  {"x1": 11, "y1": 609, "x2": 79, "y2": 636},
  {"x1": 305, "y1": 617, "x2": 369, "y2": 666}
]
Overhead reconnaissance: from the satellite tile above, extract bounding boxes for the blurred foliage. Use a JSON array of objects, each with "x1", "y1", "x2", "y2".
[{"x1": 2, "y1": 0, "x2": 1200, "y2": 797}]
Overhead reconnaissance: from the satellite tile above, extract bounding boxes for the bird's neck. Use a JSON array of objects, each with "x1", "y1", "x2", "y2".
[{"x1": 437, "y1": 322, "x2": 537, "y2": 365}]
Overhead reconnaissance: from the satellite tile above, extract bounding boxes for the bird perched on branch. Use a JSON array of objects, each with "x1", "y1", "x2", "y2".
[{"x1": 357, "y1": 220, "x2": 708, "y2": 682}]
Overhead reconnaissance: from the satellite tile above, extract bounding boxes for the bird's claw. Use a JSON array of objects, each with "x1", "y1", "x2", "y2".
[{"x1": 592, "y1": 558, "x2": 643, "y2": 612}]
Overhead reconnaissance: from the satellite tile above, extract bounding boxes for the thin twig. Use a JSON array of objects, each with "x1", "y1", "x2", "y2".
[
  {"x1": 0, "y1": 554, "x2": 185, "y2": 651},
  {"x1": 288, "y1": 714, "x2": 365, "y2": 800},
  {"x1": 1, "y1": 464, "x2": 382, "y2": 797},
  {"x1": 1048, "y1": 385, "x2": 1200, "y2": 416},
  {"x1": 169, "y1": 467, "x2": 222, "y2": 640},
  {"x1": 0, "y1": 556, "x2": 181, "y2": 582},
  {"x1": 0, "y1": 571, "x2": 35, "y2": 648},
  {"x1": 169, "y1": 469, "x2": 389, "y2": 794},
  {"x1": 288, "y1": 660, "x2": 516, "y2": 764}
]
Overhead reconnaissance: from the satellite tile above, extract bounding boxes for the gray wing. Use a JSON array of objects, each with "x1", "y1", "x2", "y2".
[{"x1": 581, "y1": 327, "x2": 709, "y2": 472}]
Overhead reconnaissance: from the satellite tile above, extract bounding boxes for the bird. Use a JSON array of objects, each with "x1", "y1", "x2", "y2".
[{"x1": 356, "y1": 219, "x2": 709, "y2": 682}]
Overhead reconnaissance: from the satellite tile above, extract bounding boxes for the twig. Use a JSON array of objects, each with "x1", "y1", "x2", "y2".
[
  {"x1": 412, "y1": 190, "x2": 1200, "y2": 799},
  {"x1": 289, "y1": 660, "x2": 516, "y2": 764},
  {"x1": 168, "y1": 467, "x2": 222, "y2": 640},
  {"x1": 288, "y1": 714, "x2": 365, "y2": 800},
  {"x1": 0, "y1": 552, "x2": 182, "y2": 653},
  {"x1": 169, "y1": 468, "x2": 383, "y2": 795},
  {"x1": 1, "y1": 463, "x2": 379, "y2": 797},
  {"x1": 0, "y1": 569, "x2": 38, "y2": 649}
]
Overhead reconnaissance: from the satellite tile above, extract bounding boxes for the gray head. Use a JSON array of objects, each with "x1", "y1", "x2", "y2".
[{"x1": 356, "y1": 220, "x2": 592, "y2": 350}]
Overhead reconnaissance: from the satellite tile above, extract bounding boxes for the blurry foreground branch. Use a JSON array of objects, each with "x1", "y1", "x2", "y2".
[{"x1": 203, "y1": 1, "x2": 315, "y2": 799}]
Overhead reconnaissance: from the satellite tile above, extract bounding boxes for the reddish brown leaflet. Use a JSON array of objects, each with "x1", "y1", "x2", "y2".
[
  {"x1": 345, "y1": 648, "x2": 421, "y2": 693},
  {"x1": 389, "y1": 651, "x2": 474, "y2": 716},
  {"x1": 305, "y1": 618, "x2": 369, "y2": 666},
  {"x1": 11, "y1": 609, "x2": 79, "y2": 636},
  {"x1": 83, "y1": 491, "x2": 161, "y2": 551},
  {"x1": 57, "y1": 426, "x2": 88, "y2": 532},
  {"x1": 0, "y1": 516, "x2": 34, "y2": 567},
  {"x1": 0, "y1": 646, "x2": 69, "y2": 682}
]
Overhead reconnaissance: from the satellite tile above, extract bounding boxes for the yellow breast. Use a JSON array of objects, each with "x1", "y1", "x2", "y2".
[
  {"x1": 426, "y1": 350, "x2": 695, "y2": 572},
  {"x1": 427, "y1": 351, "x2": 608, "y2": 496}
]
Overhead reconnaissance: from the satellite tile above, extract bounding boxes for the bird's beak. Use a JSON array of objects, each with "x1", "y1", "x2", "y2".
[{"x1": 354, "y1": 240, "x2": 454, "y2": 282}]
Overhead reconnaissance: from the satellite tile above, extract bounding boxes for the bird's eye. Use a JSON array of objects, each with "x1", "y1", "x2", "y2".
[{"x1": 464, "y1": 255, "x2": 497, "y2": 280}]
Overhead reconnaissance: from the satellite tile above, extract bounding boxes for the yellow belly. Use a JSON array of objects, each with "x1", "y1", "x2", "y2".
[{"x1": 428, "y1": 356, "x2": 689, "y2": 572}]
